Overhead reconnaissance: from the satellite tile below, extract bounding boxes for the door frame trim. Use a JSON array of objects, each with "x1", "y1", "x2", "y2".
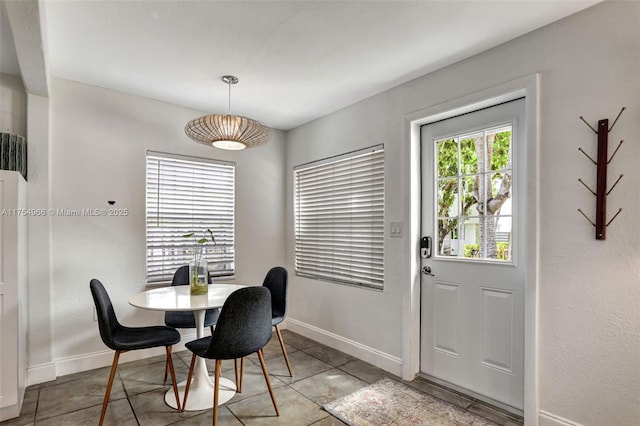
[{"x1": 401, "y1": 74, "x2": 539, "y2": 425}]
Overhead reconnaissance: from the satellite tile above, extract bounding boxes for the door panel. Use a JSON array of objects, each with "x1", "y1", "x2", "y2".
[
  {"x1": 433, "y1": 282, "x2": 460, "y2": 356},
  {"x1": 420, "y1": 99, "x2": 525, "y2": 411},
  {"x1": 481, "y1": 288, "x2": 514, "y2": 372}
]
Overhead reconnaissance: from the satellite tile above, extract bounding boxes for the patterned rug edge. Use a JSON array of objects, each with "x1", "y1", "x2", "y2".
[
  {"x1": 323, "y1": 403, "x2": 354, "y2": 426},
  {"x1": 322, "y1": 377, "x2": 499, "y2": 426}
]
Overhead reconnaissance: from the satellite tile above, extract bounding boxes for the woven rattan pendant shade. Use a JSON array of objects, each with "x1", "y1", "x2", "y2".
[
  {"x1": 185, "y1": 114, "x2": 270, "y2": 150},
  {"x1": 185, "y1": 75, "x2": 270, "y2": 150}
]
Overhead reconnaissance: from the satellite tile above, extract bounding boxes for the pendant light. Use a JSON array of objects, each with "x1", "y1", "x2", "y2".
[{"x1": 185, "y1": 75, "x2": 270, "y2": 150}]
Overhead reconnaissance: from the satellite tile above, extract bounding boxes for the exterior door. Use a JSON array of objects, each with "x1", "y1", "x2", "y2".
[{"x1": 420, "y1": 99, "x2": 525, "y2": 411}]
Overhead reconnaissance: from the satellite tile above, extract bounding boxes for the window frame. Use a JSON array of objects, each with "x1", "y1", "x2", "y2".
[{"x1": 145, "y1": 150, "x2": 236, "y2": 284}]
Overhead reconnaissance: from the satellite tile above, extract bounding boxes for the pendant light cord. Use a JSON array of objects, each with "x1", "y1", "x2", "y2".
[{"x1": 227, "y1": 80, "x2": 231, "y2": 115}]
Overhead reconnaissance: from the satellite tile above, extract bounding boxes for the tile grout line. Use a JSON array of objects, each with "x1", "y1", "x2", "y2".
[
  {"x1": 285, "y1": 381, "x2": 336, "y2": 426},
  {"x1": 126, "y1": 393, "x2": 142, "y2": 426},
  {"x1": 32, "y1": 387, "x2": 41, "y2": 424}
]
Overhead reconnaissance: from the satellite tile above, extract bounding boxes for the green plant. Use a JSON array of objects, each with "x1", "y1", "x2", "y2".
[
  {"x1": 183, "y1": 229, "x2": 216, "y2": 290},
  {"x1": 464, "y1": 243, "x2": 480, "y2": 258},
  {"x1": 183, "y1": 228, "x2": 216, "y2": 246},
  {"x1": 496, "y1": 241, "x2": 509, "y2": 260}
]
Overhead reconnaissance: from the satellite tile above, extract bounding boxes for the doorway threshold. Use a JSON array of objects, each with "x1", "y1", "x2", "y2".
[{"x1": 415, "y1": 373, "x2": 524, "y2": 423}]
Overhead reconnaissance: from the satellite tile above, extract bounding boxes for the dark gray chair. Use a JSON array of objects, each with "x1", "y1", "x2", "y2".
[
  {"x1": 182, "y1": 286, "x2": 279, "y2": 425},
  {"x1": 263, "y1": 266, "x2": 292, "y2": 376},
  {"x1": 163, "y1": 265, "x2": 220, "y2": 384},
  {"x1": 90, "y1": 279, "x2": 181, "y2": 425},
  {"x1": 164, "y1": 265, "x2": 220, "y2": 331}
]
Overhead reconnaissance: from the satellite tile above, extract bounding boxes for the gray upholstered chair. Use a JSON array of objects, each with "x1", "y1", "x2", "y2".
[
  {"x1": 164, "y1": 265, "x2": 220, "y2": 331},
  {"x1": 163, "y1": 265, "x2": 220, "y2": 384},
  {"x1": 90, "y1": 279, "x2": 181, "y2": 425},
  {"x1": 182, "y1": 286, "x2": 279, "y2": 425},
  {"x1": 263, "y1": 266, "x2": 292, "y2": 376}
]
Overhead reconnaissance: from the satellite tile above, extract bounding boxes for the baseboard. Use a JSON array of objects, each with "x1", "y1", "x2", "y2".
[
  {"x1": 286, "y1": 318, "x2": 403, "y2": 377},
  {"x1": 26, "y1": 362, "x2": 56, "y2": 386},
  {"x1": 539, "y1": 410, "x2": 585, "y2": 426},
  {"x1": 0, "y1": 382, "x2": 25, "y2": 422},
  {"x1": 0, "y1": 400, "x2": 21, "y2": 422},
  {"x1": 45, "y1": 331, "x2": 195, "y2": 379}
]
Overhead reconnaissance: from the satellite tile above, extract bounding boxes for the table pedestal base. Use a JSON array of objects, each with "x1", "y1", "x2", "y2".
[{"x1": 165, "y1": 377, "x2": 236, "y2": 411}]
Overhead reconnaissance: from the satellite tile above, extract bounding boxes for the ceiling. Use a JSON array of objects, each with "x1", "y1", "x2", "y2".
[
  {"x1": 0, "y1": 1, "x2": 20, "y2": 76},
  {"x1": 2, "y1": 1, "x2": 599, "y2": 130}
]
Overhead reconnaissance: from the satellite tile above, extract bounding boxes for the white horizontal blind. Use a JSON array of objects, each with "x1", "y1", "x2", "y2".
[
  {"x1": 294, "y1": 146, "x2": 384, "y2": 289},
  {"x1": 146, "y1": 152, "x2": 235, "y2": 283}
]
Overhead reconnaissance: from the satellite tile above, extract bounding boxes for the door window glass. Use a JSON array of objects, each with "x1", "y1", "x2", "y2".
[{"x1": 435, "y1": 125, "x2": 513, "y2": 261}]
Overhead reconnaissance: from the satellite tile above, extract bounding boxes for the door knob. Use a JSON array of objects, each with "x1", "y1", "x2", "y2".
[{"x1": 422, "y1": 266, "x2": 434, "y2": 276}]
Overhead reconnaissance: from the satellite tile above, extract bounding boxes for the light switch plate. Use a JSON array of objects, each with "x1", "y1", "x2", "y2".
[{"x1": 390, "y1": 222, "x2": 403, "y2": 238}]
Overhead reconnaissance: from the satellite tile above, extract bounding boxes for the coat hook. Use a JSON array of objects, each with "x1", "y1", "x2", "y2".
[
  {"x1": 606, "y1": 174, "x2": 623, "y2": 195},
  {"x1": 577, "y1": 178, "x2": 596, "y2": 196},
  {"x1": 606, "y1": 208, "x2": 622, "y2": 227},
  {"x1": 578, "y1": 107, "x2": 626, "y2": 240},
  {"x1": 608, "y1": 107, "x2": 626, "y2": 132},
  {"x1": 607, "y1": 140, "x2": 624, "y2": 164},
  {"x1": 578, "y1": 147, "x2": 597, "y2": 165},
  {"x1": 577, "y1": 209, "x2": 596, "y2": 227},
  {"x1": 579, "y1": 116, "x2": 598, "y2": 134}
]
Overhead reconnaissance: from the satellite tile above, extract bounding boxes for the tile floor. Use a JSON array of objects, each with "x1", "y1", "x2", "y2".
[{"x1": 1, "y1": 330, "x2": 523, "y2": 425}]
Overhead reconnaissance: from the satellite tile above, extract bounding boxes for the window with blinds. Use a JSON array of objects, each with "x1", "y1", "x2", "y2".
[
  {"x1": 146, "y1": 151, "x2": 235, "y2": 283},
  {"x1": 294, "y1": 146, "x2": 384, "y2": 289}
]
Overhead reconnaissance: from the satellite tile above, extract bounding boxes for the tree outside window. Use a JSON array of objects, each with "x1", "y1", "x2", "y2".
[{"x1": 435, "y1": 125, "x2": 512, "y2": 261}]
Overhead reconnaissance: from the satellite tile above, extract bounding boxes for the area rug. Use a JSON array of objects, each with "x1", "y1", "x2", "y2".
[{"x1": 323, "y1": 378, "x2": 498, "y2": 426}]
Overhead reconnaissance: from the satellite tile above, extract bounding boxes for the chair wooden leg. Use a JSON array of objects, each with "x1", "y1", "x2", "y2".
[
  {"x1": 165, "y1": 346, "x2": 181, "y2": 412},
  {"x1": 239, "y1": 357, "x2": 245, "y2": 393},
  {"x1": 213, "y1": 359, "x2": 222, "y2": 426},
  {"x1": 257, "y1": 349, "x2": 280, "y2": 417},
  {"x1": 233, "y1": 358, "x2": 242, "y2": 392},
  {"x1": 99, "y1": 350, "x2": 122, "y2": 426},
  {"x1": 182, "y1": 353, "x2": 197, "y2": 412},
  {"x1": 163, "y1": 358, "x2": 169, "y2": 385},
  {"x1": 274, "y1": 325, "x2": 293, "y2": 376}
]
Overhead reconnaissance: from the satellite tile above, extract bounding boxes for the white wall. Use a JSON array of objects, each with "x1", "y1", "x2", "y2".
[
  {"x1": 286, "y1": 2, "x2": 639, "y2": 425},
  {"x1": 26, "y1": 93, "x2": 55, "y2": 383},
  {"x1": 48, "y1": 78, "x2": 286, "y2": 364},
  {"x1": 0, "y1": 73, "x2": 56, "y2": 384},
  {"x1": 0, "y1": 73, "x2": 26, "y2": 135}
]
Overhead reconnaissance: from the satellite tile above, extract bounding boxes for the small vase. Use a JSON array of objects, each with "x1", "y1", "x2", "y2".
[{"x1": 189, "y1": 246, "x2": 208, "y2": 296}]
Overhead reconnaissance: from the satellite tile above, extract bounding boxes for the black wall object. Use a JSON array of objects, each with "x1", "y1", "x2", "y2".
[
  {"x1": 0, "y1": 133, "x2": 27, "y2": 181},
  {"x1": 577, "y1": 107, "x2": 625, "y2": 240}
]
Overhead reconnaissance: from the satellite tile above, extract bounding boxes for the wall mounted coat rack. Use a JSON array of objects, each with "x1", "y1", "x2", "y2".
[{"x1": 577, "y1": 107, "x2": 626, "y2": 240}]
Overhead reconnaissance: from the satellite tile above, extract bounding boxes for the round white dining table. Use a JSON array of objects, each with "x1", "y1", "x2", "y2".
[{"x1": 129, "y1": 283, "x2": 245, "y2": 411}]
